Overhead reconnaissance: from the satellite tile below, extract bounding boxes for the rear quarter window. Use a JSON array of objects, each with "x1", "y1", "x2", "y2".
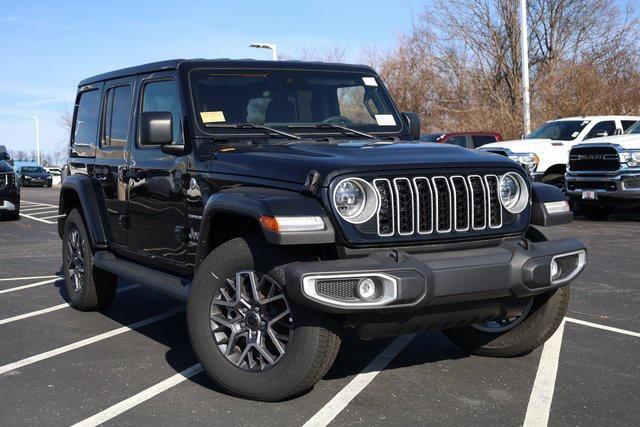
[{"x1": 73, "y1": 90, "x2": 101, "y2": 146}]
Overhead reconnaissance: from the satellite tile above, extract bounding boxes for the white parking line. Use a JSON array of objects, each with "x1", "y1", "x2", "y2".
[
  {"x1": 0, "y1": 285, "x2": 139, "y2": 326},
  {"x1": 523, "y1": 321, "x2": 566, "y2": 427},
  {"x1": 0, "y1": 306, "x2": 184, "y2": 376},
  {"x1": 21, "y1": 206, "x2": 58, "y2": 213},
  {"x1": 565, "y1": 316, "x2": 640, "y2": 338},
  {"x1": 38, "y1": 214, "x2": 66, "y2": 220},
  {"x1": 0, "y1": 277, "x2": 62, "y2": 294},
  {"x1": 304, "y1": 334, "x2": 417, "y2": 427},
  {"x1": 19, "y1": 212, "x2": 58, "y2": 224},
  {"x1": 72, "y1": 363, "x2": 203, "y2": 427},
  {"x1": 0, "y1": 275, "x2": 60, "y2": 282},
  {"x1": 21, "y1": 201, "x2": 57, "y2": 208}
]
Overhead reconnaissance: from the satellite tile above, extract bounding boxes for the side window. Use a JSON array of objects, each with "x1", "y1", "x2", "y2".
[
  {"x1": 141, "y1": 80, "x2": 181, "y2": 144},
  {"x1": 585, "y1": 121, "x2": 616, "y2": 139},
  {"x1": 73, "y1": 90, "x2": 101, "y2": 146},
  {"x1": 444, "y1": 135, "x2": 467, "y2": 148},
  {"x1": 622, "y1": 120, "x2": 638, "y2": 132},
  {"x1": 102, "y1": 85, "x2": 132, "y2": 149},
  {"x1": 471, "y1": 135, "x2": 497, "y2": 148}
]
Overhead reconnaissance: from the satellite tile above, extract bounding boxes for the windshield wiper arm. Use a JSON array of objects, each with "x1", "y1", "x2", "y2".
[
  {"x1": 205, "y1": 123, "x2": 301, "y2": 140},
  {"x1": 288, "y1": 123, "x2": 376, "y2": 139}
]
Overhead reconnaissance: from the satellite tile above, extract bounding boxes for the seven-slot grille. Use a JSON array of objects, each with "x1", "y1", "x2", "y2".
[
  {"x1": 0, "y1": 173, "x2": 7, "y2": 190},
  {"x1": 569, "y1": 146, "x2": 620, "y2": 171},
  {"x1": 372, "y1": 174, "x2": 503, "y2": 237}
]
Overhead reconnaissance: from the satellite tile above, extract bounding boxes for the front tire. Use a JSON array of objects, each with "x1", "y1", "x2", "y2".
[
  {"x1": 187, "y1": 236, "x2": 341, "y2": 401},
  {"x1": 443, "y1": 227, "x2": 569, "y2": 357},
  {"x1": 62, "y1": 209, "x2": 117, "y2": 311}
]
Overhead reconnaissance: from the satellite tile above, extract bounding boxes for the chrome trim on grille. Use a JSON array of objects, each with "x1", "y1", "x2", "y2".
[
  {"x1": 393, "y1": 177, "x2": 415, "y2": 236},
  {"x1": 484, "y1": 174, "x2": 503, "y2": 229},
  {"x1": 450, "y1": 175, "x2": 470, "y2": 232},
  {"x1": 432, "y1": 176, "x2": 452, "y2": 233},
  {"x1": 467, "y1": 175, "x2": 487, "y2": 230},
  {"x1": 412, "y1": 177, "x2": 433, "y2": 234},
  {"x1": 373, "y1": 178, "x2": 394, "y2": 237},
  {"x1": 370, "y1": 173, "x2": 508, "y2": 237}
]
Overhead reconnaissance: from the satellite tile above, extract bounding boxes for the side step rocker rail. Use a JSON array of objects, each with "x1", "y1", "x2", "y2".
[{"x1": 93, "y1": 251, "x2": 191, "y2": 302}]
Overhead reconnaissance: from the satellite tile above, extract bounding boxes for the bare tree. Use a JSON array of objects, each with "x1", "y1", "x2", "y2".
[{"x1": 371, "y1": 0, "x2": 640, "y2": 138}]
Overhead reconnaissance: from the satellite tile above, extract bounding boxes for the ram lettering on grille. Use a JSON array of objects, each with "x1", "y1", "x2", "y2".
[{"x1": 373, "y1": 174, "x2": 502, "y2": 237}]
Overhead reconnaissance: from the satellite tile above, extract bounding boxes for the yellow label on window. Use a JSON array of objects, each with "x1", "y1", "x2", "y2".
[{"x1": 200, "y1": 111, "x2": 226, "y2": 123}]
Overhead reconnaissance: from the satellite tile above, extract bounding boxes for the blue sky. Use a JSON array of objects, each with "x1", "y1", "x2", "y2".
[{"x1": 0, "y1": 0, "x2": 422, "y2": 156}]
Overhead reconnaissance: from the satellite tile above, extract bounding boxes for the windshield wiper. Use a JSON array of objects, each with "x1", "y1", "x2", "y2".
[
  {"x1": 288, "y1": 123, "x2": 376, "y2": 139},
  {"x1": 205, "y1": 123, "x2": 301, "y2": 140}
]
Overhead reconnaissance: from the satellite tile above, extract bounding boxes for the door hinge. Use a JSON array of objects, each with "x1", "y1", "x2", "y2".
[{"x1": 174, "y1": 225, "x2": 187, "y2": 244}]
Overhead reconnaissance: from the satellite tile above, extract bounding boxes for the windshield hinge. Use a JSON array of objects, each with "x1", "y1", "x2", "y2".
[{"x1": 303, "y1": 170, "x2": 322, "y2": 195}]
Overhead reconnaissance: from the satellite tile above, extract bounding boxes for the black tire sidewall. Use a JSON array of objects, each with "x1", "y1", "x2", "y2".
[
  {"x1": 62, "y1": 209, "x2": 116, "y2": 310},
  {"x1": 187, "y1": 236, "x2": 333, "y2": 401}
]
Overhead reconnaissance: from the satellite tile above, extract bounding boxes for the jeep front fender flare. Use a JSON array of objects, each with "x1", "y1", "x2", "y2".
[
  {"x1": 196, "y1": 187, "x2": 335, "y2": 266},
  {"x1": 530, "y1": 182, "x2": 573, "y2": 227},
  {"x1": 58, "y1": 174, "x2": 110, "y2": 248}
]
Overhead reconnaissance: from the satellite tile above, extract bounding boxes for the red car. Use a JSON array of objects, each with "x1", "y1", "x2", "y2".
[{"x1": 419, "y1": 132, "x2": 503, "y2": 149}]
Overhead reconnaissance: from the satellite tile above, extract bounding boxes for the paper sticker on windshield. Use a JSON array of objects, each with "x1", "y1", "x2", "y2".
[
  {"x1": 200, "y1": 111, "x2": 225, "y2": 123},
  {"x1": 375, "y1": 114, "x2": 396, "y2": 126},
  {"x1": 362, "y1": 77, "x2": 378, "y2": 86},
  {"x1": 571, "y1": 131, "x2": 579, "y2": 138}
]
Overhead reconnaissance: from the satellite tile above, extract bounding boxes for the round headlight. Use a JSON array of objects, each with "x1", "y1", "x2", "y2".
[
  {"x1": 499, "y1": 172, "x2": 529, "y2": 213},
  {"x1": 333, "y1": 178, "x2": 379, "y2": 224}
]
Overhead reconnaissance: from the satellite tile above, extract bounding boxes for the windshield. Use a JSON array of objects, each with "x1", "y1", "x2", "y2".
[
  {"x1": 625, "y1": 121, "x2": 640, "y2": 135},
  {"x1": 22, "y1": 166, "x2": 45, "y2": 173},
  {"x1": 189, "y1": 69, "x2": 402, "y2": 137},
  {"x1": 526, "y1": 120, "x2": 590, "y2": 141}
]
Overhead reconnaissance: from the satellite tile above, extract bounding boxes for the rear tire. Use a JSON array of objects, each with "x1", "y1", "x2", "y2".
[
  {"x1": 443, "y1": 227, "x2": 569, "y2": 357},
  {"x1": 187, "y1": 236, "x2": 341, "y2": 401},
  {"x1": 62, "y1": 209, "x2": 117, "y2": 311}
]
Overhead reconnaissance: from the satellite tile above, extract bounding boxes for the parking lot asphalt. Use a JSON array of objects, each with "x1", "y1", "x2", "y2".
[{"x1": 0, "y1": 187, "x2": 638, "y2": 426}]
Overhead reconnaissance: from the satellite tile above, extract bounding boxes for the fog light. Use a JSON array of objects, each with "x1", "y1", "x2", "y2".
[
  {"x1": 357, "y1": 278, "x2": 377, "y2": 300},
  {"x1": 550, "y1": 260, "x2": 560, "y2": 281}
]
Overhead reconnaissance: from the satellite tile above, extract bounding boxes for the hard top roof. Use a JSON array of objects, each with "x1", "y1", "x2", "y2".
[{"x1": 78, "y1": 58, "x2": 376, "y2": 87}]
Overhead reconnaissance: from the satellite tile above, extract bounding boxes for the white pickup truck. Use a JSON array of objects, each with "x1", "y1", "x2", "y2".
[
  {"x1": 565, "y1": 121, "x2": 640, "y2": 219},
  {"x1": 481, "y1": 116, "x2": 640, "y2": 188}
]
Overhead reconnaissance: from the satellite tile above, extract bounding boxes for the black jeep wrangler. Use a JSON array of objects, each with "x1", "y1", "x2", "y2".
[{"x1": 59, "y1": 59, "x2": 586, "y2": 401}]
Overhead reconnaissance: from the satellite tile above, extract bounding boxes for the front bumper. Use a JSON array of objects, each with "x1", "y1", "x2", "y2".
[
  {"x1": 285, "y1": 237, "x2": 586, "y2": 314},
  {"x1": 0, "y1": 186, "x2": 20, "y2": 211},
  {"x1": 566, "y1": 171, "x2": 640, "y2": 199}
]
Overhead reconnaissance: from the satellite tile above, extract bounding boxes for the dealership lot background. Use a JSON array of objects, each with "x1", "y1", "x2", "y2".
[{"x1": 0, "y1": 187, "x2": 637, "y2": 425}]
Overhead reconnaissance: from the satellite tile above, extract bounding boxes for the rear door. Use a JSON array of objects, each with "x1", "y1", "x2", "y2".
[
  {"x1": 94, "y1": 77, "x2": 135, "y2": 248},
  {"x1": 126, "y1": 72, "x2": 189, "y2": 272},
  {"x1": 471, "y1": 134, "x2": 498, "y2": 148}
]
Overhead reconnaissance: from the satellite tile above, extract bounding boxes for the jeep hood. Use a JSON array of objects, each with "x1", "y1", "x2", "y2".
[{"x1": 207, "y1": 140, "x2": 519, "y2": 185}]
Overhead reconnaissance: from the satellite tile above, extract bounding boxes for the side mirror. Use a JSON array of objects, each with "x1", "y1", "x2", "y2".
[
  {"x1": 140, "y1": 111, "x2": 173, "y2": 145},
  {"x1": 402, "y1": 112, "x2": 421, "y2": 140}
]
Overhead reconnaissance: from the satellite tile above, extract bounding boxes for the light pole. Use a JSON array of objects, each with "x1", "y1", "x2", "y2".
[
  {"x1": 250, "y1": 43, "x2": 278, "y2": 61},
  {"x1": 26, "y1": 115, "x2": 41, "y2": 164},
  {"x1": 519, "y1": 0, "x2": 531, "y2": 136}
]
